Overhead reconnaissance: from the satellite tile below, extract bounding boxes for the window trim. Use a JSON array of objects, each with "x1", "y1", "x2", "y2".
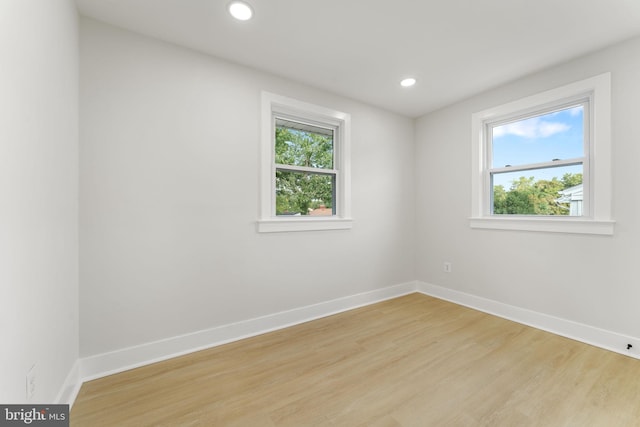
[
  {"x1": 258, "y1": 92, "x2": 352, "y2": 233},
  {"x1": 470, "y1": 73, "x2": 614, "y2": 235}
]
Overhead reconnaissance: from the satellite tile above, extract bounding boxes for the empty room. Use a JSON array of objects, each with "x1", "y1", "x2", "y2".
[{"x1": 3, "y1": 0, "x2": 640, "y2": 425}]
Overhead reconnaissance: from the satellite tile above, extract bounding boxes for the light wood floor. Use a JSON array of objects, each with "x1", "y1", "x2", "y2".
[{"x1": 71, "y1": 293, "x2": 640, "y2": 426}]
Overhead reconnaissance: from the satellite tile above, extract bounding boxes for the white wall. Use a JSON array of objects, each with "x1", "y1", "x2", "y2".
[
  {"x1": 415, "y1": 36, "x2": 640, "y2": 340},
  {"x1": 0, "y1": 0, "x2": 79, "y2": 403},
  {"x1": 79, "y1": 18, "x2": 415, "y2": 357}
]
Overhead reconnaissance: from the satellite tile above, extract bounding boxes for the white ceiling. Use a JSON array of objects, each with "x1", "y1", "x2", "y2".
[{"x1": 75, "y1": 0, "x2": 640, "y2": 118}]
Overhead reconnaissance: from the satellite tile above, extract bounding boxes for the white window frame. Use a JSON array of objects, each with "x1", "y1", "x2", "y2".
[
  {"x1": 258, "y1": 92, "x2": 352, "y2": 233},
  {"x1": 470, "y1": 73, "x2": 614, "y2": 235}
]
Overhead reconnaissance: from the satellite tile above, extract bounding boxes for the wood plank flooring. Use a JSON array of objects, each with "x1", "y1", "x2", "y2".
[{"x1": 71, "y1": 293, "x2": 640, "y2": 426}]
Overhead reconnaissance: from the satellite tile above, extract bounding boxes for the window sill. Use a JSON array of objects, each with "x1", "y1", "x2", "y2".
[
  {"x1": 257, "y1": 217, "x2": 353, "y2": 233},
  {"x1": 469, "y1": 216, "x2": 615, "y2": 235}
]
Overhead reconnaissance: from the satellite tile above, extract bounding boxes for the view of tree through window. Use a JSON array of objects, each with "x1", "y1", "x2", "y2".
[
  {"x1": 490, "y1": 104, "x2": 585, "y2": 216},
  {"x1": 493, "y1": 171, "x2": 583, "y2": 215},
  {"x1": 275, "y1": 119, "x2": 335, "y2": 216}
]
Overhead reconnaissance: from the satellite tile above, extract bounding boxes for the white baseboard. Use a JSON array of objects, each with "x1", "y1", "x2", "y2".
[
  {"x1": 80, "y1": 281, "x2": 418, "y2": 382},
  {"x1": 56, "y1": 359, "x2": 82, "y2": 407},
  {"x1": 416, "y1": 281, "x2": 640, "y2": 360},
  {"x1": 71, "y1": 279, "x2": 639, "y2": 408}
]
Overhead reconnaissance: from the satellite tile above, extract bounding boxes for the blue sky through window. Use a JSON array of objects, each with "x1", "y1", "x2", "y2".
[{"x1": 491, "y1": 105, "x2": 584, "y2": 188}]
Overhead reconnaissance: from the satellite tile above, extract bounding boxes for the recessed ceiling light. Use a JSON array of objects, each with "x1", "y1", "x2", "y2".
[
  {"x1": 400, "y1": 78, "x2": 417, "y2": 87},
  {"x1": 228, "y1": 1, "x2": 253, "y2": 21}
]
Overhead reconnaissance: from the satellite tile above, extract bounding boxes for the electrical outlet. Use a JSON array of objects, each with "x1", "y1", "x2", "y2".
[
  {"x1": 26, "y1": 364, "x2": 36, "y2": 400},
  {"x1": 443, "y1": 262, "x2": 452, "y2": 273}
]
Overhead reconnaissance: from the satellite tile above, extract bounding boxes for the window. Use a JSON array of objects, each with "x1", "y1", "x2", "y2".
[
  {"x1": 275, "y1": 118, "x2": 336, "y2": 216},
  {"x1": 258, "y1": 92, "x2": 352, "y2": 233},
  {"x1": 470, "y1": 73, "x2": 614, "y2": 235},
  {"x1": 490, "y1": 103, "x2": 586, "y2": 216}
]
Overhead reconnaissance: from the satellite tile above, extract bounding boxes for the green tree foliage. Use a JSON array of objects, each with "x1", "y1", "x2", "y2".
[
  {"x1": 561, "y1": 172, "x2": 582, "y2": 188},
  {"x1": 493, "y1": 173, "x2": 582, "y2": 215},
  {"x1": 275, "y1": 125, "x2": 333, "y2": 169},
  {"x1": 275, "y1": 126, "x2": 334, "y2": 215}
]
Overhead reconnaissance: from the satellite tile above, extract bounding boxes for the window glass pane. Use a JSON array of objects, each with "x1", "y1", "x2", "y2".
[
  {"x1": 492, "y1": 164, "x2": 583, "y2": 216},
  {"x1": 491, "y1": 105, "x2": 584, "y2": 168},
  {"x1": 275, "y1": 118, "x2": 334, "y2": 169},
  {"x1": 275, "y1": 170, "x2": 335, "y2": 216}
]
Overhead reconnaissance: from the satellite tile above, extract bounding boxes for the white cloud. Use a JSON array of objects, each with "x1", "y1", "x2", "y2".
[
  {"x1": 568, "y1": 106, "x2": 583, "y2": 116},
  {"x1": 538, "y1": 121, "x2": 570, "y2": 137},
  {"x1": 493, "y1": 117, "x2": 570, "y2": 139}
]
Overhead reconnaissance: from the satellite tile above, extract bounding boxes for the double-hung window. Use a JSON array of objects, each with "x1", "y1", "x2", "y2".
[
  {"x1": 489, "y1": 101, "x2": 587, "y2": 216},
  {"x1": 275, "y1": 117, "x2": 336, "y2": 216},
  {"x1": 258, "y1": 92, "x2": 352, "y2": 233},
  {"x1": 471, "y1": 73, "x2": 614, "y2": 235}
]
